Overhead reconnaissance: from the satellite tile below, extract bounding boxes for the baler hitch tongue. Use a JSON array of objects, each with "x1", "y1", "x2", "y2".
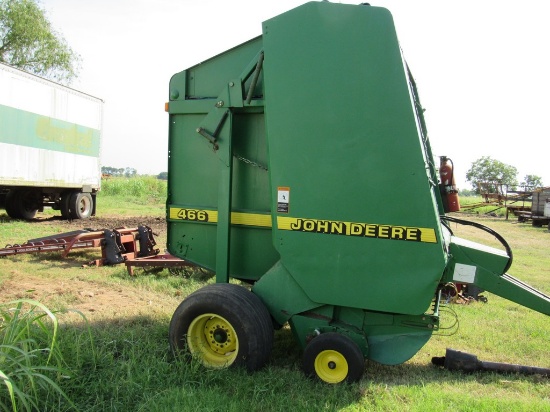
[{"x1": 432, "y1": 348, "x2": 550, "y2": 377}]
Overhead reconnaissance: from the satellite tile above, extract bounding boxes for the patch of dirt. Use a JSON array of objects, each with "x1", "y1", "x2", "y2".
[
  {"x1": 30, "y1": 215, "x2": 167, "y2": 239},
  {"x1": 0, "y1": 215, "x2": 179, "y2": 321},
  {"x1": 0, "y1": 274, "x2": 180, "y2": 321}
]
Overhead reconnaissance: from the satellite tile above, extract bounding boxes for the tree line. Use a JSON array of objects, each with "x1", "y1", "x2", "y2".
[
  {"x1": 101, "y1": 166, "x2": 167, "y2": 180},
  {"x1": 466, "y1": 156, "x2": 543, "y2": 194}
]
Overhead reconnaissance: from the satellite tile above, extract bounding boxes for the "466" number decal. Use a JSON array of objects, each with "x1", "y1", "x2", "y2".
[{"x1": 176, "y1": 208, "x2": 209, "y2": 222}]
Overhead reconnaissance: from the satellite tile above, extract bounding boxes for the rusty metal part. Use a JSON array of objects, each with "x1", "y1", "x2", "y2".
[
  {"x1": 124, "y1": 253, "x2": 195, "y2": 276},
  {"x1": 0, "y1": 225, "x2": 201, "y2": 276},
  {"x1": 0, "y1": 229, "x2": 101, "y2": 257},
  {"x1": 432, "y1": 348, "x2": 550, "y2": 377},
  {"x1": 0, "y1": 226, "x2": 160, "y2": 267}
]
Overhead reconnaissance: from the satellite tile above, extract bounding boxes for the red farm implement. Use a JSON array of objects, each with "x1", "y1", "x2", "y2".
[{"x1": 0, "y1": 226, "x2": 193, "y2": 275}]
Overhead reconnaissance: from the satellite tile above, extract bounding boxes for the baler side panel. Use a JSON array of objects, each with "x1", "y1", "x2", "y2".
[
  {"x1": 261, "y1": 3, "x2": 446, "y2": 315},
  {"x1": 183, "y1": 37, "x2": 264, "y2": 99},
  {"x1": 167, "y1": 37, "x2": 280, "y2": 280}
]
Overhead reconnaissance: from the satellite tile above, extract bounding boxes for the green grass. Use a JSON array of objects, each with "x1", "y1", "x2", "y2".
[
  {"x1": 12, "y1": 176, "x2": 167, "y2": 218},
  {"x1": 0, "y1": 300, "x2": 78, "y2": 412},
  {"x1": 0, "y1": 181, "x2": 549, "y2": 411},
  {"x1": 97, "y1": 177, "x2": 167, "y2": 216},
  {"x1": 100, "y1": 176, "x2": 167, "y2": 200}
]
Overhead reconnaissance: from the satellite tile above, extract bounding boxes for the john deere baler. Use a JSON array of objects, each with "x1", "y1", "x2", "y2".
[{"x1": 166, "y1": 2, "x2": 549, "y2": 383}]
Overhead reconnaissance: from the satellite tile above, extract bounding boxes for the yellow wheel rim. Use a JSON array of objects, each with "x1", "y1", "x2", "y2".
[
  {"x1": 187, "y1": 313, "x2": 238, "y2": 368},
  {"x1": 314, "y1": 350, "x2": 348, "y2": 383}
]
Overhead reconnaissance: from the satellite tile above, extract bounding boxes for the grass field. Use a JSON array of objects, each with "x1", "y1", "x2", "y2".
[{"x1": 1, "y1": 178, "x2": 549, "y2": 411}]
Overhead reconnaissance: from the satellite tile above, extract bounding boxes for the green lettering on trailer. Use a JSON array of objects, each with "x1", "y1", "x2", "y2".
[{"x1": 0, "y1": 104, "x2": 100, "y2": 157}]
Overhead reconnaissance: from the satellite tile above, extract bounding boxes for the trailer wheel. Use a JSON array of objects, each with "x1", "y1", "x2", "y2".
[
  {"x1": 169, "y1": 283, "x2": 273, "y2": 371},
  {"x1": 4, "y1": 190, "x2": 21, "y2": 219},
  {"x1": 532, "y1": 220, "x2": 543, "y2": 227},
  {"x1": 60, "y1": 191, "x2": 72, "y2": 219},
  {"x1": 303, "y1": 333, "x2": 365, "y2": 384},
  {"x1": 5, "y1": 190, "x2": 38, "y2": 220},
  {"x1": 69, "y1": 192, "x2": 93, "y2": 219}
]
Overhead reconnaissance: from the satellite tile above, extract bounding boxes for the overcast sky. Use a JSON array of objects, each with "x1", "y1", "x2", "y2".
[{"x1": 41, "y1": 0, "x2": 549, "y2": 189}]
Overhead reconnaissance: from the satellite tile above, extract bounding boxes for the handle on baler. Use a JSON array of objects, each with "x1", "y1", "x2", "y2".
[{"x1": 440, "y1": 215, "x2": 513, "y2": 273}]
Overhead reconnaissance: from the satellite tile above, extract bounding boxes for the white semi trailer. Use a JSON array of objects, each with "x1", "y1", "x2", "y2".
[{"x1": 0, "y1": 62, "x2": 103, "y2": 219}]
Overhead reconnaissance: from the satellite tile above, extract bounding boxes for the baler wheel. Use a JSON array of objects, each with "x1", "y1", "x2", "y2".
[
  {"x1": 169, "y1": 283, "x2": 273, "y2": 371},
  {"x1": 303, "y1": 333, "x2": 365, "y2": 384}
]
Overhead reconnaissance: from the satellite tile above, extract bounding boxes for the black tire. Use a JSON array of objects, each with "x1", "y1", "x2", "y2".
[
  {"x1": 5, "y1": 190, "x2": 38, "y2": 220},
  {"x1": 169, "y1": 283, "x2": 273, "y2": 371},
  {"x1": 60, "y1": 191, "x2": 72, "y2": 219},
  {"x1": 303, "y1": 332, "x2": 365, "y2": 384},
  {"x1": 5, "y1": 190, "x2": 22, "y2": 219},
  {"x1": 69, "y1": 192, "x2": 93, "y2": 219}
]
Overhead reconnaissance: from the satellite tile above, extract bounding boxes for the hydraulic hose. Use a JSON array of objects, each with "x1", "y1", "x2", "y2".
[{"x1": 440, "y1": 215, "x2": 513, "y2": 274}]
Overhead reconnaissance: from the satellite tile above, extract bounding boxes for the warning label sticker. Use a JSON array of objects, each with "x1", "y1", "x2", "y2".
[
  {"x1": 452, "y1": 263, "x2": 477, "y2": 283},
  {"x1": 277, "y1": 187, "x2": 290, "y2": 213}
]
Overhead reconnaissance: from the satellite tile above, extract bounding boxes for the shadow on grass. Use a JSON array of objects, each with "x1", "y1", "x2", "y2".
[{"x1": 55, "y1": 311, "x2": 525, "y2": 412}]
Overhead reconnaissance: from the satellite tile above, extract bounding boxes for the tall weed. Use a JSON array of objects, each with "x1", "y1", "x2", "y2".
[
  {"x1": 0, "y1": 300, "x2": 75, "y2": 412},
  {"x1": 101, "y1": 176, "x2": 167, "y2": 201}
]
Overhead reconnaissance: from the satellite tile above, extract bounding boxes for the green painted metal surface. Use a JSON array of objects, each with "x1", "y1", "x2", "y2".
[
  {"x1": 260, "y1": 2, "x2": 445, "y2": 315},
  {"x1": 166, "y1": 2, "x2": 445, "y2": 365},
  {"x1": 167, "y1": 37, "x2": 278, "y2": 281},
  {"x1": 445, "y1": 237, "x2": 550, "y2": 316},
  {"x1": 166, "y1": 1, "x2": 549, "y2": 367}
]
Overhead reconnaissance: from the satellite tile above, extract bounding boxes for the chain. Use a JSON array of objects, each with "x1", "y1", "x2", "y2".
[{"x1": 234, "y1": 155, "x2": 268, "y2": 171}]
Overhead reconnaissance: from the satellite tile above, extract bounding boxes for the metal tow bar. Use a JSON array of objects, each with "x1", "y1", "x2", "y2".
[{"x1": 432, "y1": 348, "x2": 550, "y2": 377}]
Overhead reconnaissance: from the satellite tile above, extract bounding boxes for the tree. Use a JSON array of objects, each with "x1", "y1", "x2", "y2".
[
  {"x1": 520, "y1": 174, "x2": 543, "y2": 190},
  {"x1": 124, "y1": 167, "x2": 137, "y2": 178},
  {"x1": 0, "y1": 0, "x2": 80, "y2": 84},
  {"x1": 466, "y1": 156, "x2": 518, "y2": 194},
  {"x1": 101, "y1": 166, "x2": 117, "y2": 176},
  {"x1": 101, "y1": 166, "x2": 139, "y2": 177}
]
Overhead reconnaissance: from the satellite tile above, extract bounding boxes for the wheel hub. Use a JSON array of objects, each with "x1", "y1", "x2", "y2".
[
  {"x1": 212, "y1": 328, "x2": 228, "y2": 344},
  {"x1": 315, "y1": 350, "x2": 349, "y2": 384},
  {"x1": 187, "y1": 313, "x2": 238, "y2": 368},
  {"x1": 204, "y1": 320, "x2": 235, "y2": 353}
]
